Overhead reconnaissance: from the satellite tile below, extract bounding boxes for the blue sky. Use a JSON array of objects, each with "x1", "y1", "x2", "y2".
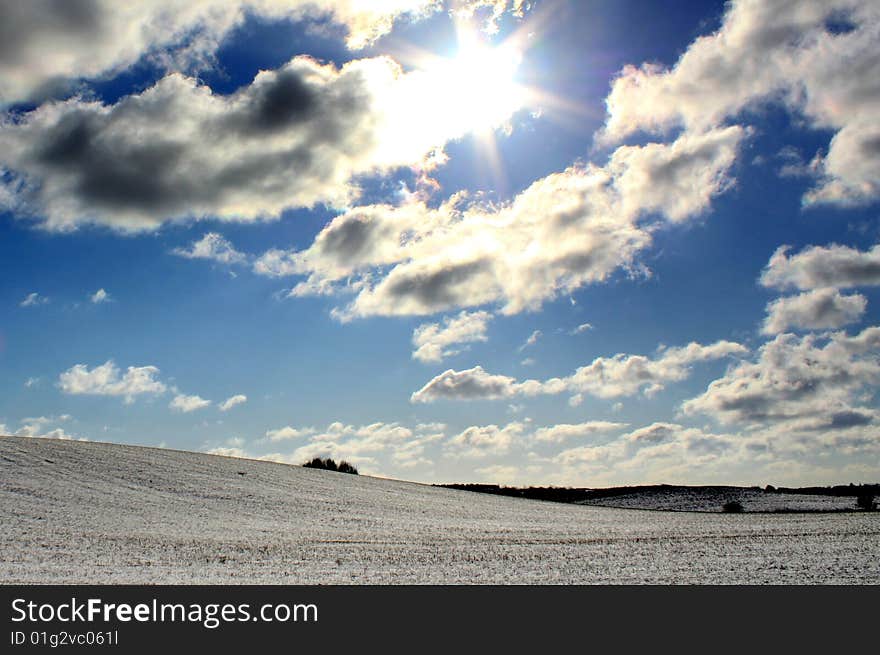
[{"x1": 2, "y1": 0, "x2": 880, "y2": 487}]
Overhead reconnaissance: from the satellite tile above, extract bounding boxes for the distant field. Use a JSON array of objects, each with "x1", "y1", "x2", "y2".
[
  {"x1": 575, "y1": 487, "x2": 860, "y2": 513},
  {"x1": 1, "y1": 437, "x2": 878, "y2": 584},
  {"x1": 440, "y1": 483, "x2": 870, "y2": 512}
]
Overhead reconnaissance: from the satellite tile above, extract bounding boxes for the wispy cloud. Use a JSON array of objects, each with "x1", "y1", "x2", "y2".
[
  {"x1": 19, "y1": 292, "x2": 48, "y2": 307},
  {"x1": 412, "y1": 310, "x2": 493, "y2": 363},
  {"x1": 570, "y1": 322, "x2": 593, "y2": 335},
  {"x1": 172, "y1": 233, "x2": 247, "y2": 265},
  {"x1": 518, "y1": 329, "x2": 542, "y2": 351},
  {"x1": 170, "y1": 393, "x2": 212, "y2": 413},
  {"x1": 218, "y1": 394, "x2": 248, "y2": 411},
  {"x1": 90, "y1": 288, "x2": 111, "y2": 304}
]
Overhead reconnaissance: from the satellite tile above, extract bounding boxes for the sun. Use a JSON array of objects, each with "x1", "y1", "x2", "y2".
[
  {"x1": 373, "y1": 17, "x2": 572, "y2": 192},
  {"x1": 383, "y1": 24, "x2": 529, "y2": 141},
  {"x1": 374, "y1": 30, "x2": 529, "y2": 181},
  {"x1": 430, "y1": 37, "x2": 526, "y2": 137}
]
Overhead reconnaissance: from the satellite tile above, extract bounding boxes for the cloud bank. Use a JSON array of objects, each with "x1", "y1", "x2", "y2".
[{"x1": 411, "y1": 340, "x2": 747, "y2": 403}]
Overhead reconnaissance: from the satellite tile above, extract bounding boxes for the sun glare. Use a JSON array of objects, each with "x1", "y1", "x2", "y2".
[
  {"x1": 433, "y1": 40, "x2": 525, "y2": 136},
  {"x1": 377, "y1": 31, "x2": 528, "y2": 178}
]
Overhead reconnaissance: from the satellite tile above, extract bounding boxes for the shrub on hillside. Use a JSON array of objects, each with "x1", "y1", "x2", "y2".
[
  {"x1": 722, "y1": 500, "x2": 744, "y2": 513},
  {"x1": 302, "y1": 457, "x2": 358, "y2": 475},
  {"x1": 856, "y1": 494, "x2": 876, "y2": 511}
]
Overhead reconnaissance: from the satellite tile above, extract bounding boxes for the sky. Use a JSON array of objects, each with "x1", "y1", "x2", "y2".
[{"x1": 2, "y1": 0, "x2": 880, "y2": 487}]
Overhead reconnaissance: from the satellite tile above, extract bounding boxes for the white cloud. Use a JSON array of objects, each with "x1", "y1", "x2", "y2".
[
  {"x1": 19, "y1": 292, "x2": 49, "y2": 307},
  {"x1": 551, "y1": 422, "x2": 740, "y2": 486},
  {"x1": 411, "y1": 365, "x2": 523, "y2": 403},
  {"x1": 570, "y1": 323, "x2": 593, "y2": 335},
  {"x1": 761, "y1": 243, "x2": 880, "y2": 291},
  {"x1": 454, "y1": 0, "x2": 527, "y2": 36},
  {"x1": 262, "y1": 127, "x2": 743, "y2": 319},
  {"x1": 8, "y1": 415, "x2": 82, "y2": 441},
  {"x1": 411, "y1": 310, "x2": 492, "y2": 363},
  {"x1": 281, "y1": 421, "x2": 445, "y2": 470},
  {"x1": 472, "y1": 464, "x2": 524, "y2": 485},
  {"x1": 265, "y1": 425, "x2": 313, "y2": 442},
  {"x1": 169, "y1": 393, "x2": 211, "y2": 413},
  {"x1": 446, "y1": 421, "x2": 526, "y2": 458},
  {"x1": 411, "y1": 339, "x2": 747, "y2": 403},
  {"x1": 601, "y1": 0, "x2": 880, "y2": 207},
  {"x1": 218, "y1": 394, "x2": 248, "y2": 411},
  {"x1": 565, "y1": 340, "x2": 749, "y2": 399},
  {"x1": 24, "y1": 377, "x2": 40, "y2": 388},
  {"x1": 606, "y1": 126, "x2": 747, "y2": 223},
  {"x1": 90, "y1": 288, "x2": 111, "y2": 303},
  {"x1": 683, "y1": 327, "x2": 880, "y2": 427},
  {"x1": 58, "y1": 360, "x2": 167, "y2": 403},
  {"x1": 532, "y1": 421, "x2": 627, "y2": 443},
  {"x1": 206, "y1": 446, "x2": 249, "y2": 458},
  {"x1": 762, "y1": 288, "x2": 866, "y2": 334},
  {"x1": 20, "y1": 415, "x2": 65, "y2": 426},
  {"x1": 172, "y1": 233, "x2": 247, "y2": 265}
]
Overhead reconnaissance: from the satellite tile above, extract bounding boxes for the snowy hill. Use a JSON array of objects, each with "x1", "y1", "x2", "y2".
[{"x1": 1, "y1": 436, "x2": 878, "y2": 584}]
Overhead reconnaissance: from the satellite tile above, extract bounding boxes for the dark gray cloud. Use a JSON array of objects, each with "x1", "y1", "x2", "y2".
[
  {"x1": 0, "y1": 57, "x2": 433, "y2": 231},
  {"x1": 827, "y1": 410, "x2": 874, "y2": 429},
  {"x1": 233, "y1": 69, "x2": 319, "y2": 134},
  {"x1": 0, "y1": 0, "x2": 102, "y2": 64},
  {"x1": 381, "y1": 259, "x2": 495, "y2": 314}
]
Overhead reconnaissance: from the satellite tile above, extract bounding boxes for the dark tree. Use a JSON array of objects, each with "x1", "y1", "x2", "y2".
[
  {"x1": 856, "y1": 494, "x2": 876, "y2": 511},
  {"x1": 302, "y1": 457, "x2": 358, "y2": 475},
  {"x1": 722, "y1": 500, "x2": 744, "y2": 513},
  {"x1": 336, "y1": 461, "x2": 358, "y2": 475}
]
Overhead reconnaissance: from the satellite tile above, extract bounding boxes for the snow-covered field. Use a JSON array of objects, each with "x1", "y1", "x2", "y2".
[
  {"x1": 1, "y1": 437, "x2": 878, "y2": 584},
  {"x1": 577, "y1": 487, "x2": 859, "y2": 513}
]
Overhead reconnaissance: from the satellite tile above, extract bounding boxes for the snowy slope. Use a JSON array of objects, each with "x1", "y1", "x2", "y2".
[{"x1": 1, "y1": 437, "x2": 878, "y2": 584}]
